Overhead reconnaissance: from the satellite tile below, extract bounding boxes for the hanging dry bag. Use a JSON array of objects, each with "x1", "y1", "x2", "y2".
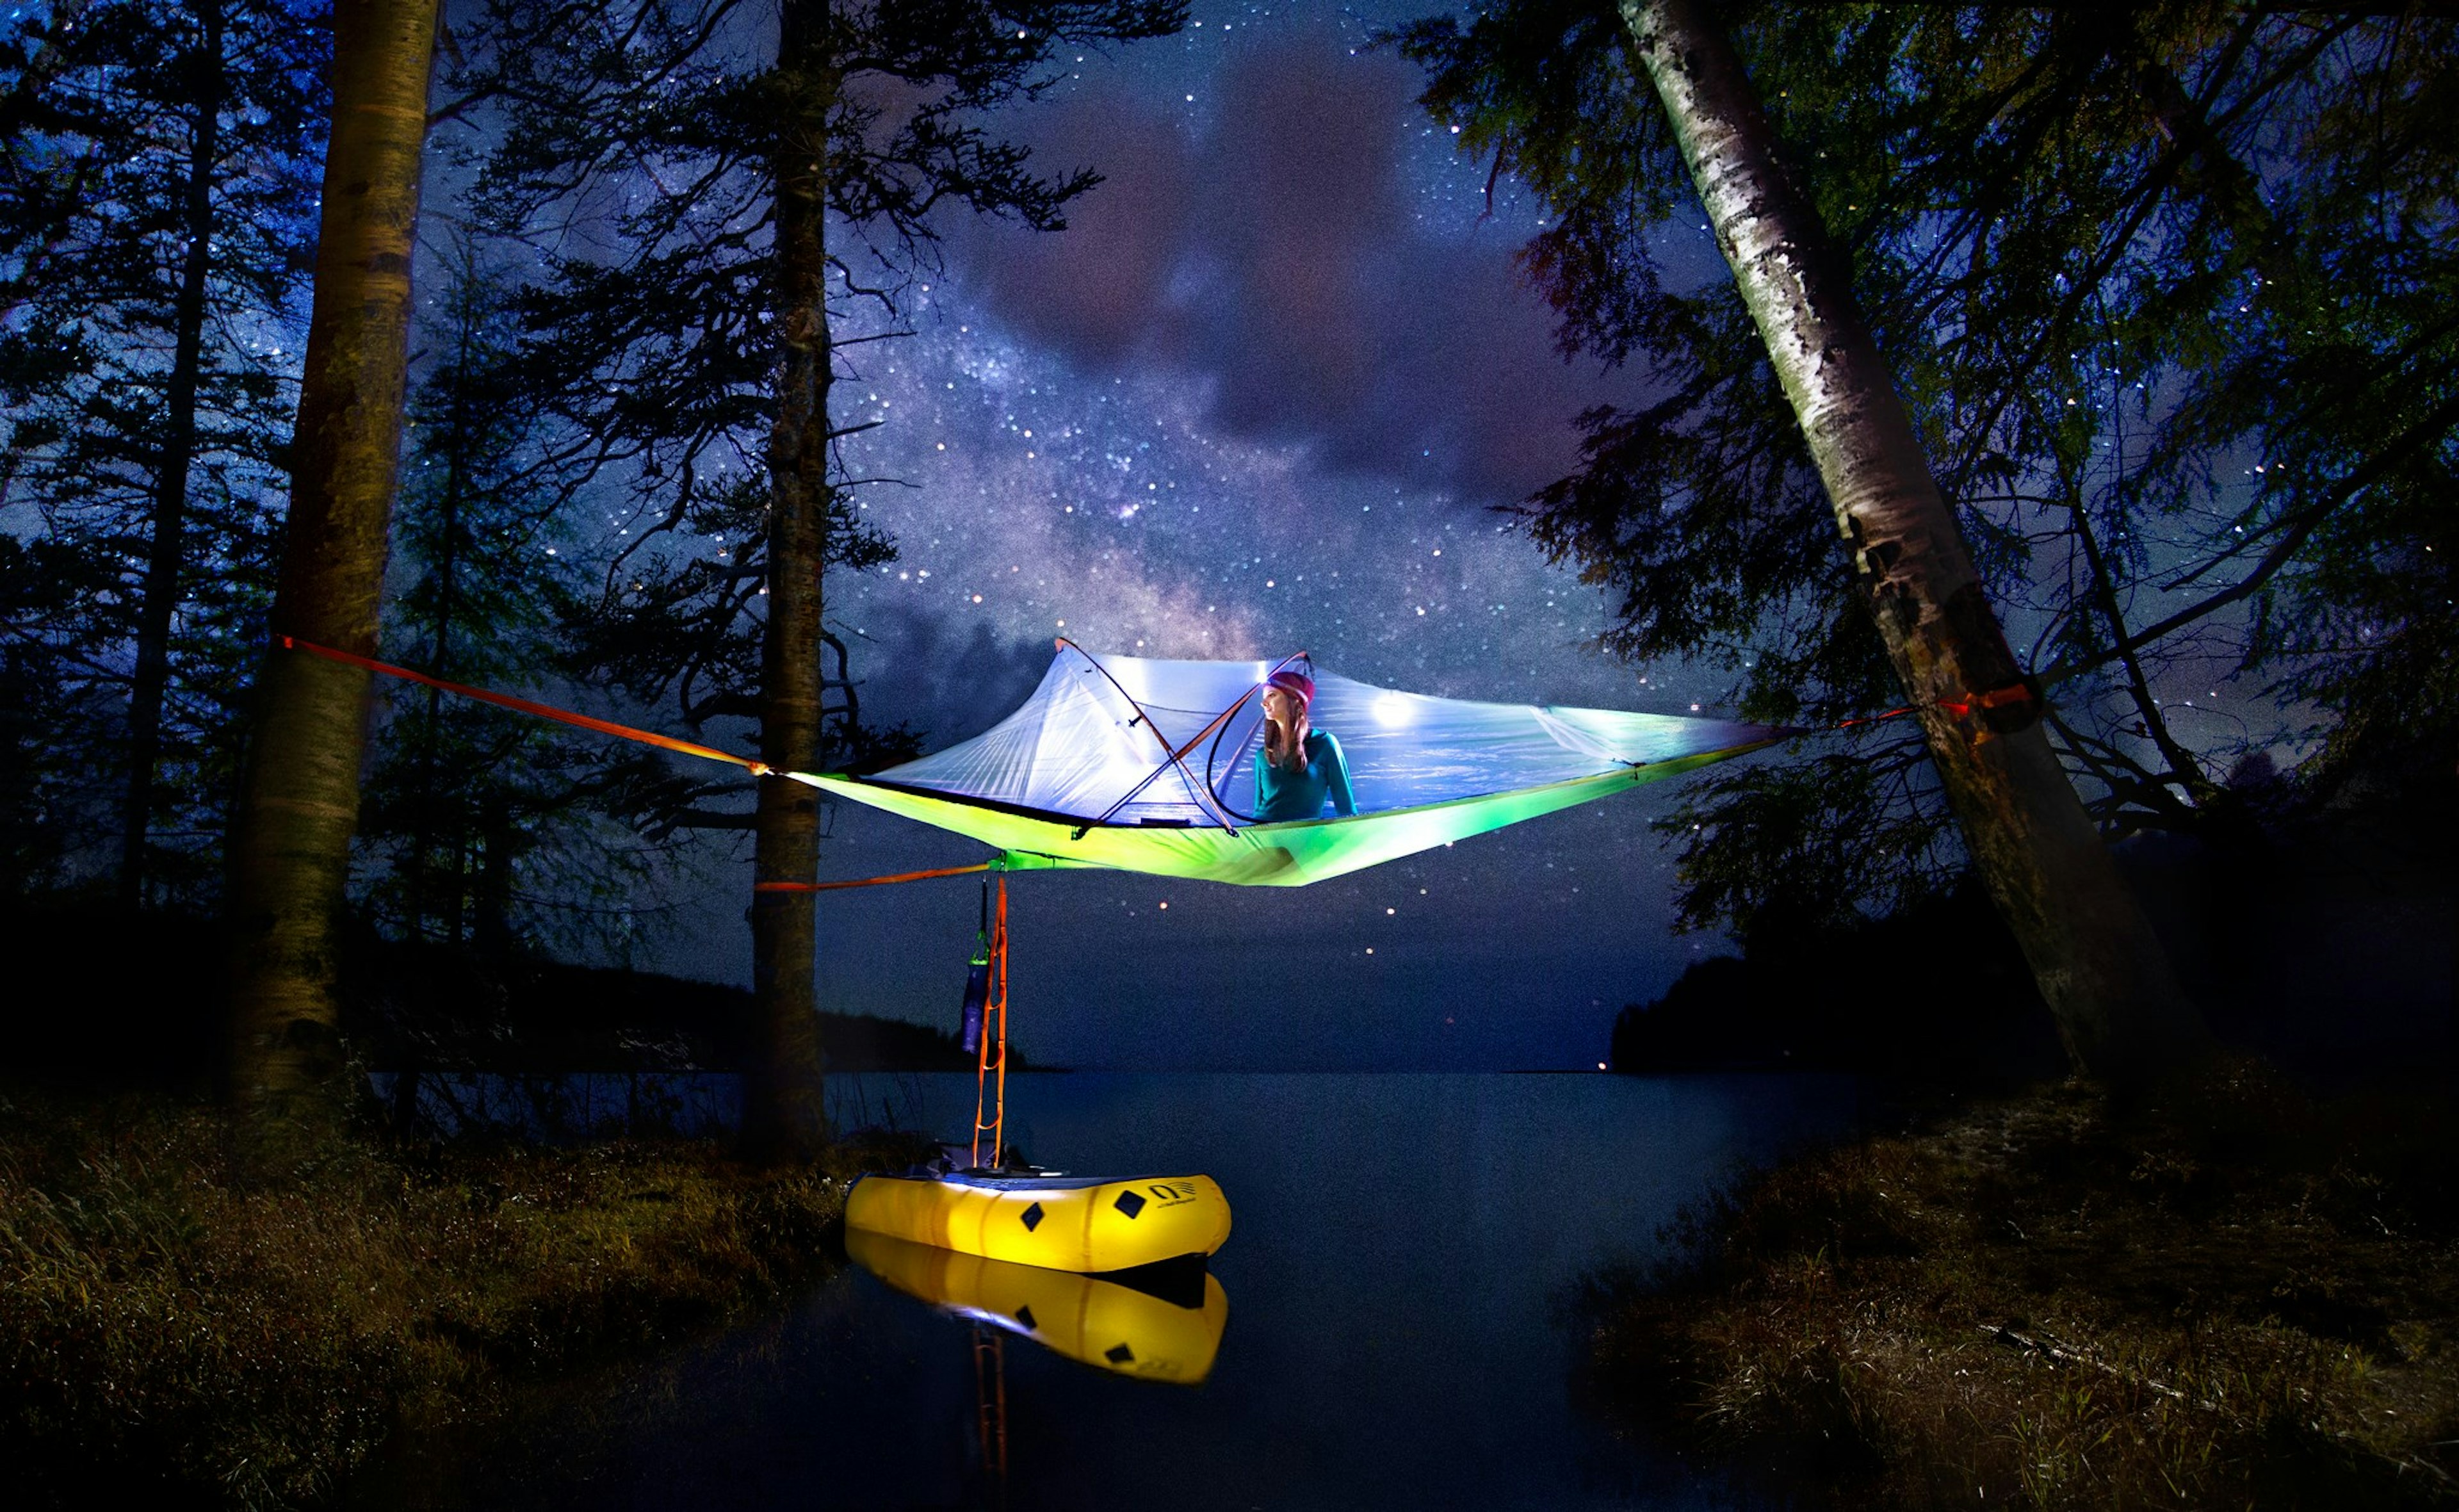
[
  {"x1": 959, "y1": 954, "x2": 990, "y2": 1055},
  {"x1": 959, "y1": 877, "x2": 991, "y2": 1055}
]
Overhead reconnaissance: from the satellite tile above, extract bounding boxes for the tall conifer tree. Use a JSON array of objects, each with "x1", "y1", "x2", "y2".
[
  {"x1": 461, "y1": 0, "x2": 1183, "y2": 1155},
  {"x1": 357, "y1": 231, "x2": 645, "y2": 951},
  {"x1": 0, "y1": 0, "x2": 327, "y2": 905}
]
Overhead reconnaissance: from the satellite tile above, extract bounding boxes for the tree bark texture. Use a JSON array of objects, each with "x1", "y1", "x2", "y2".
[
  {"x1": 224, "y1": 0, "x2": 438, "y2": 1128},
  {"x1": 747, "y1": 0, "x2": 835, "y2": 1158},
  {"x1": 120, "y1": 0, "x2": 224, "y2": 907},
  {"x1": 1620, "y1": 0, "x2": 2207, "y2": 1080}
]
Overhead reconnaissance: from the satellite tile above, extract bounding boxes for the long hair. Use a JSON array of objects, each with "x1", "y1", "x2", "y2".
[{"x1": 1263, "y1": 684, "x2": 1312, "y2": 773}]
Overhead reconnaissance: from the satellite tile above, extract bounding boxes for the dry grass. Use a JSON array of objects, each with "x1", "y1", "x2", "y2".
[
  {"x1": 1582, "y1": 1060, "x2": 2459, "y2": 1509},
  {"x1": 0, "y1": 1087, "x2": 893, "y2": 1508}
]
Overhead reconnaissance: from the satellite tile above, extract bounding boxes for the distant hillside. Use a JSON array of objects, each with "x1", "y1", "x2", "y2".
[
  {"x1": 1611, "y1": 793, "x2": 2454, "y2": 1085},
  {"x1": 1609, "y1": 886, "x2": 2059, "y2": 1084},
  {"x1": 0, "y1": 900, "x2": 1019, "y2": 1085}
]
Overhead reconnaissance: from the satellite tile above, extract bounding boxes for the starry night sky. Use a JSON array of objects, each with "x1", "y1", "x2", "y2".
[{"x1": 656, "y1": 0, "x2": 1765, "y2": 1071}]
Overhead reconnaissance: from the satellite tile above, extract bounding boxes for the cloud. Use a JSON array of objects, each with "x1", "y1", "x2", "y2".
[
  {"x1": 954, "y1": 33, "x2": 1618, "y2": 507},
  {"x1": 966, "y1": 93, "x2": 1198, "y2": 368},
  {"x1": 845, "y1": 605, "x2": 1051, "y2": 750}
]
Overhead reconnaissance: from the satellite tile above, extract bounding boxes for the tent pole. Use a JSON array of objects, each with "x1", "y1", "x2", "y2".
[{"x1": 1065, "y1": 642, "x2": 1312, "y2": 834}]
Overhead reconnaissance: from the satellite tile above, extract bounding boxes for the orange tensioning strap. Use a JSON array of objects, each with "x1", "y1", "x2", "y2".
[
  {"x1": 753, "y1": 863, "x2": 993, "y2": 893},
  {"x1": 1837, "y1": 682, "x2": 2034, "y2": 729},
  {"x1": 282, "y1": 637, "x2": 999, "y2": 897},
  {"x1": 280, "y1": 635, "x2": 772, "y2": 775},
  {"x1": 1938, "y1": 683, "x2": 2035, "y2": 719},
  {"x1": 1835, "y1": 705, "x2": 1919, "y2": 730}
]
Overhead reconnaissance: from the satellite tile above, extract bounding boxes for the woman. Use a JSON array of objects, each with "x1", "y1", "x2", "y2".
[{"x1": 1252, "y1": 667, "x2": 1356, "y2": 823}]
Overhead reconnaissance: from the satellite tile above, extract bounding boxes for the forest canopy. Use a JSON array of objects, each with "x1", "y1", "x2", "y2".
[
  {"x1": 0, "y1": 0, "x2": 1177, "y2": 955},
  {"x1": 1399, "y1": 0, "x2": 2456, "y2": 946}
]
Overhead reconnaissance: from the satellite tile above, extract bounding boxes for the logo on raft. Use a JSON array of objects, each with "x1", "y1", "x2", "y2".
[{"x1": 1115, "y1": 1182, "x2": 1201, "y2": 1219}]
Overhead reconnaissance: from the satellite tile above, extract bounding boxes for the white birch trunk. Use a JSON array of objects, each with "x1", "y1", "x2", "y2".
[{"x1": 1621, "y1": 0, "x2": 2207, "y2": 1079}]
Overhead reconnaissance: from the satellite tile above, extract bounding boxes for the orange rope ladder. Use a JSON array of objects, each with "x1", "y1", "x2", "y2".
[
  {"x1": 971, "y1": 1325, "x2": 1009, "y2": 1495},
  {"x1": 763, "y1": 862, "x2": 1011, "y2": 1169}
]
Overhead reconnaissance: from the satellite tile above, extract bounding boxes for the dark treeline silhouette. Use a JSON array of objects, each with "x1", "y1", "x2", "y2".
[
  {"x1": 1, "y1": 0, "x2": 326, "y2": 911},
  {"x1": 1, "y1": 893, "x2": 1010, "y2": 1093},
  {"x1": 1614, "y1": 774, "x2": 2453, "y2": 1085},
  {"x1": 1609, "y1": 886, "x2": 2058, "y2": 1083}
]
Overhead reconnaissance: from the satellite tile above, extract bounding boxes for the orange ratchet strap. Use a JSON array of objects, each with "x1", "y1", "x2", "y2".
[{"x1": 280, "y1": 635, "x2": 772, "y2": 775}]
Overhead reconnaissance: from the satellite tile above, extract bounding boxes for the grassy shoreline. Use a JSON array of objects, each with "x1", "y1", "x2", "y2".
[
  {"x1": 1580, "y1": 1061, "x2": 2459, "y2": 1508},
  {"x1": 0, "y1": 1087, "x2": 902, "y2": 1508}
]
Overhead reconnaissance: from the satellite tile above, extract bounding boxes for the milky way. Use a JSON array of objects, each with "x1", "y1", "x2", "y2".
[{"x1": 654, "y1": 0, "x2": 1768, "y2": 1071}]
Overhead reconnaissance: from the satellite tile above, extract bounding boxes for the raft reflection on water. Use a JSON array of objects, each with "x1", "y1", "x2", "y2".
[{"x1": 847, "y1": 1228, "x2": 1230, "y2": 1385}]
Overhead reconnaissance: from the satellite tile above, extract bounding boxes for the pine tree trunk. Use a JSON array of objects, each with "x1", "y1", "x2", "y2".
[
  {"x1": 119, "y1": 0, "x2": 224, "y2": 908},
  {"x1": 745, "y1": 0, "x2": 834, "y2": 1158},
  {"x1": 225, "y1": 0, "x2": 438, "y2": 1135},
  {"x1": 1619, "y1": 0, "x2": 2207, "y2": 1081}
]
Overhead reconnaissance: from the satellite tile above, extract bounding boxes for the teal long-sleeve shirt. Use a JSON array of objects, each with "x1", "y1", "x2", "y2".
[{"x1": 1253, "y1": 729, "x2": 1357, "y2": 823}]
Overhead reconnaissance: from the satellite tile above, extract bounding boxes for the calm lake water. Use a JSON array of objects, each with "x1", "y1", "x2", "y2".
[{"x1": 363, "y1": 1071, "x2": 1860, "y2": 1510}]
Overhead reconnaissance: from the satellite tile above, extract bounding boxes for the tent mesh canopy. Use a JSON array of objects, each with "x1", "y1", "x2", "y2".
[{"x1": 801, "y1": 645, "x2": 1788, "y2": 888}]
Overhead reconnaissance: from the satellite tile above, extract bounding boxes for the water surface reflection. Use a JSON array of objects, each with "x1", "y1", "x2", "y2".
[
  {"x1": 848, "y1": 1228, "x2": 1229, "y2": 1384},
  {"x1": 360, "y1": 1071, "x2": 1857, "y2": 1510}
]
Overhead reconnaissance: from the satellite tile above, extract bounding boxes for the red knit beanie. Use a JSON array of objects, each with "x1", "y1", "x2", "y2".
[{"x1": 1266, "y1": 668, "x2": 1315, "y2": 708}]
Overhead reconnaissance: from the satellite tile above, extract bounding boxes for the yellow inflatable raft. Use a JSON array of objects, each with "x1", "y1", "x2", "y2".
[
  {"x1": 845, "y1": 1171, "x2": 1231, "y2": 1274},
  {"x1": 847, "y1": 1228, "x2": 1228, "y2": 1383}
]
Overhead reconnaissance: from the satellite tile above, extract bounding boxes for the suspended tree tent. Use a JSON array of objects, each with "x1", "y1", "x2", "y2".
[
  {"x1": 796, "y1": 642, "x2": 1788, "y2": 887},
  {"x1": 279, "y1": 634, "x2": 1793, "y2": 1192},
  {"x1": 279, "y1": 635, "x2": 1789, "y2": 885}
]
